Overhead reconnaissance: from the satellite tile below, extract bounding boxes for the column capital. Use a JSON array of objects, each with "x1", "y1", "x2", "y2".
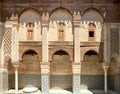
[
  {"x1": 102, "y1": 62, "x2": 109, "y2": 66},
  {"x1": 102, "y1": 62, "x2": 109, "y2": 71},
  {"x1": 12, "y1": 62, "x2": 19, "y2": 69}
]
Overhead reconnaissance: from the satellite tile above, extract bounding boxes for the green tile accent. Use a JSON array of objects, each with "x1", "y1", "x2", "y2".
[
  {"x1": 81, "y1": 75, "x2": 104, "y2": 89},
  {"x1": 108, "y1": 75, "x2": 115, "y2": 90},
  {"x1": 50, "y1": 75, "x2": 72, "y2": 91},
  {"x1": 9, "y1": 75, "x2": 105, "y2": 90},
  {"x1": 9, "y1": 74, "x2": 41, "y2": 89}
]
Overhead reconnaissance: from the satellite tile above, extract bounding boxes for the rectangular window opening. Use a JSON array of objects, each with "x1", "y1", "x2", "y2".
[{"x1": 89, "y1": 31, "x2": 94, "y2": 37}]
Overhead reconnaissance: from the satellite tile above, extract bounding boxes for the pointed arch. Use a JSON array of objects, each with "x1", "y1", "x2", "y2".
[
  {"x1": 83, "y1": 49, "x2": 100, "y2": 63},
  {"x1": 22, "y1": 50, "x2": 39, "y2": 61},
  {"x1": 52, "y1": 49, "x2": 70, "y2": 60},
  {"x1": 84, "y1": 49, "x2": 99, "y2": 56}
]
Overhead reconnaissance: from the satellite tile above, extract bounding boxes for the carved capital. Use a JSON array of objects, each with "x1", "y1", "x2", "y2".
[
  {"x1": 102, "y1": 62, "x2": 109, "y2": 71},
  {"x1": 13, "y1": 62, "x2": 19, "y2": 69}
]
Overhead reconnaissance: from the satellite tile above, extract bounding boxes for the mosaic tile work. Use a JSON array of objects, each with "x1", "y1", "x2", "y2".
[
  {"x1": 50, "y1": 75, "x2": 72, "y2": 90},
  {"x1": 81, "y1": 75, "x2": 104, "y2": 89},
  {"x1": 50, "y1": 75, "x2": 104, "y2": 90},
  {"x1": 108, "y1": 75, "x2": 115, "y2": 90},
  {"x1": 9, "y1": 74, "x2": 41, "y2": 89},
  {"x1": 9, "y1": 75, "x2": 105, "y2": 90}
]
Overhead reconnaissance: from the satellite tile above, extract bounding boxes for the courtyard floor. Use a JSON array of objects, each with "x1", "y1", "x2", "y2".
[{"x1": 2, "y1": 89, "x2": 117, "y2": 94}]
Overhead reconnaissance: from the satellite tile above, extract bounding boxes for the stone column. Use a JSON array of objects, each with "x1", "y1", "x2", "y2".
[
  {"x1": 13, "y1": 63, "x2": 19, "y2": 91},
  {"x1": 102, "y1": 63, "x2": 109, "y2": 92},
  {"x1": 41, "y1": 12, "x2": 49, "y2": 93},
  {"x1": 73, "y1": 12, "x2": 81, "y2": 93}
]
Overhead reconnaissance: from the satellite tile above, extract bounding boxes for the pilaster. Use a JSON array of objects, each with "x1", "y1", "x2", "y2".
[
  {"x1": 41, "y1": 12, "x2": 49, "y2": 93},
  {"x1": 103, "y1": 22, "x2": 110, "y2": 63},
  {"x1": 41, "y1": 12, "x2": 49, "y2": 63},
  {"x1": 73, "y1": 11, "x2": 81, "y2": 93},
  {"x1": 41, "y1": 62, "x2": 50, "y2": 93},
  {"x1": 72, "y1": 63, "x2": 81, "y2": 93},
  {"x1": 73, "y1": 12, "x2": 81, "y2": 63}
]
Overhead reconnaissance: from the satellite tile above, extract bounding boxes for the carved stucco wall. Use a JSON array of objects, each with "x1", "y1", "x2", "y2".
[
  {"x1": 110, "y1": 28, "x2": 119, "y2": 58},
  {"x1": 50, "y1": 54, "x2": 72, "y2": 75},
  {"x1": 81, "y1": 9, "x2": 103, "y2": 23},
  {"x1": 82, "y1": 58, "x2": 103, "y2": 75},
  {"x1": 19, "y1": 9, "x2": 41, "y2": 23},
  {"x1": 3, "y1": 28, "x2": 11, "y2": 56},
  {"x1": 50, "y1": 8, "x2": 72, "y2": 21}
]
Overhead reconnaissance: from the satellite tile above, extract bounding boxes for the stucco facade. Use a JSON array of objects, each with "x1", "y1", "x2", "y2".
[{"x1": 0, "y1": 0, "x2": 120, "y2": 94}]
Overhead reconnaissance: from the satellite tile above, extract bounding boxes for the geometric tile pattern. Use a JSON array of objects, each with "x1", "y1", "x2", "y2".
[
  {"x1": 81, "y1": 9, "x2": 103, "y2": 23},
  {"x1": 9, "y1": 74, "x2": 41, "y2": 89},
  {"x1": 19, "y1": 10, "x2": 41, "y2": 23},
  {"x1": 81, "y1": 75, "x2": 104, "y2": 89},
  {"x1": 50, "y1": 75, "x2": 72, "y2": 90},
  {"x1": 110, "y1": 28, "x2": 119, "y2": 57},
  {"x1": 41, "y1": 75, "x2": 49, "y2": 92},
  {"x1": 3, "y1": 28, "x2": 12, "y2": 55},
  {"x1": 9, "y1": 74, "x2": 104, "y2": 90},
  {"x1": 50, "y1": 9, "x2": 72, "y2": 21}
]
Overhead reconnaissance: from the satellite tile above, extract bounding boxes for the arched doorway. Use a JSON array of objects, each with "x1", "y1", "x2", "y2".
[
  {"x1": 81, "y1": 50, "x2": 103, "y2": 89},
  {"x1": 18, "y1": 50, "x2": 41, "y2": 89},
  {"x1": 50, "y1": 50, "x2": 72, "y2": 91}
]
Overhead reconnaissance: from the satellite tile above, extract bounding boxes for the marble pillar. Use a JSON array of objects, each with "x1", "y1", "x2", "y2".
[
  {"x1": 13, "y1": 63, "x2": 19, "y2": 91},
  {"x1": 102, "y1": 63, "x2": 109, "y2": 92},
  {"x1": 41, "y1": 12, "x2": 49, "y2": 93},
  {"x1": 73, "y1": 12, "x2": 81, "y2": 93}
]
